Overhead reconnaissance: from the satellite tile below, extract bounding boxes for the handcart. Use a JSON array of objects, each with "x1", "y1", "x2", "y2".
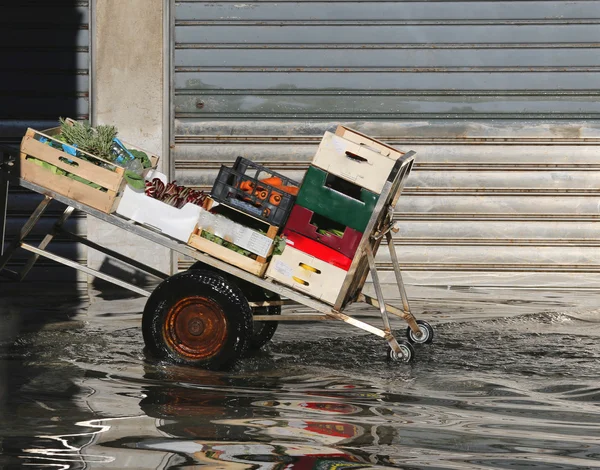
[{"x1": 0, "y1": 132, "x2": 433, "y2": 370}]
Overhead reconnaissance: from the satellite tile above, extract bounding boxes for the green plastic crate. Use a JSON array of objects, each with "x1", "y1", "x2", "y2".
[{"x1": 296, "y1": 166, "x2": 379, "y2": 232}]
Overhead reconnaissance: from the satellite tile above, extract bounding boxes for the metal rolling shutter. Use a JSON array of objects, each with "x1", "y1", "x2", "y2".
[
  {"x1": 0, "y1": 1, "x2": 90, "y2": 285},
  {"x1": 172, "y1": 1, "x2": 600, "y2": 288}
]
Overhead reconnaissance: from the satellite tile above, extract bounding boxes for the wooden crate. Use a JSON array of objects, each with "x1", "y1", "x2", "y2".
[
  {"x1": 312, "y1": 131, "x2": 400, "y2": 195},
  {"x1": 188, "y1": 228, "x2": 269, "y2": 277},
  {"x1": 43, "y1": 118, "x2": 160, "y2": 168},
  {"x1": 335, "y1": 125, "x2": 405, "y2": 161},
  {"x1": 266, "y1": 244, "x2": 347, "y2": 305},
  {"x1": 196, "y1": 205, "x2": 278, "y2": 260},
  {"x1": 19, "y1": 119, "x2": 160, "y2": 213}
]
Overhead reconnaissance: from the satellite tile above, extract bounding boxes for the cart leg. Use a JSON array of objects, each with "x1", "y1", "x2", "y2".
[
  {"x1": 385, "y1": 231, "x2": 424, "y2": 340},
  {"x1": 18, "y1": 205, "x2": 75, "y2": 280},
  {"x1": 365, "y1": 246, "x2": 393, "y2": 334},
  {"x1": 386, "y1": 231, "x2": 411, "y2": 313},
  {"x1": 0, "y1": 169, "x2": 8, "y2": 257},
  {"x1": 359, "y1": 293, "x2": 420, "y2": 334},
  {"x1": 0, "y1": 195, "x2": 52, "y2": 279},
  {"x1": 326, "y1": 308, "x2": 387, "y2": 338},
  {"x1": 365, "y1": 246, "x2": 413, "y2": 361},
  {"x1": 19, "y1": 243, "x2": 153, "y2": 297}
]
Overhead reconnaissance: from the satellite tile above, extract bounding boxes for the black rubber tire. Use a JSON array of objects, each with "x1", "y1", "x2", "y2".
[
  {"x1": 406, "y1": 320, "x2": 435, "y2": 344},
  {"x1": 189, "y1": 261, "x2": 280, "y2": 349},
  {"x1": 142, "y1": 269, "x2": 252, "y2": 370},
  {"x1": 243, "y1": 284, "x2": 280, "y2": 350},
  {"x1": 387, "y1": 342, "x2": 415, "y2": 363},
  {"x1": 189, "y1": 261, "x2": 216, "y2": 273}
]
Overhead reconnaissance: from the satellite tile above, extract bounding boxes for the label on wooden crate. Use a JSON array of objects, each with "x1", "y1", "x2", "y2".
[
  {"x1": 272, "y1": 259, "x2": 294, "y2": 278},
  {"x1": 238, "y1": 228, "x2": 273, "y2": 257},
  {"x1": 198, "y1": 209, "x2": 273, "y2": 258}
]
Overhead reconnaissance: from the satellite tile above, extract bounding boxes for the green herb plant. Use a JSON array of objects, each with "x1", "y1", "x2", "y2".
[{"x1": 59, "y1": 118, "x2": 118, "y2": 161}]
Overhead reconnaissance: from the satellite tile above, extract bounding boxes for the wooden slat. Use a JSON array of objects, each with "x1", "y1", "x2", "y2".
[
  {"x1": 20, "y1": 158, "x2": 118, "y2": 213},
  {"x1": 188, "y1": 231, "x2": 268, "y2": 277},
  {"x1": 21, "y1": 137, "x2": 123, "y2": 192}
]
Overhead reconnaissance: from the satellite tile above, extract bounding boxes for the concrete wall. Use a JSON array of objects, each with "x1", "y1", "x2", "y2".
[{"x1": 90, "y1": 0, "x2": 171, "y2": 292}]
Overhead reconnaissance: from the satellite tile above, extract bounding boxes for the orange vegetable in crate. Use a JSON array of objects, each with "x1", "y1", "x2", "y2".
[
  {"x1": 211, "y1": 156, "x2": 302, "y2": 226},
  {"x1": 239, "y1": 180, "x2": 255, "y2": 194},
  {"x1": 280, "y1": 185, "x2": 299, "y2": 196},
  {"x1": 260, "y1": 176, "x2": 283, "y2": 187},
  {"x1": 256, "y1": 188, "x2": 269, "y2": 201},
  {"x1": 269, "y1": 192, "x2": 282, "y2": 206}
]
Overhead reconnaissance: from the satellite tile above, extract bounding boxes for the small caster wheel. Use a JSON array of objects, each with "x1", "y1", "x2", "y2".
[
  {"x1": 387, "y1": 342, "x2": 415, "y2": 363},
  {"x1": 406, "y1": 320, "x2": 434, "y2": 344}
]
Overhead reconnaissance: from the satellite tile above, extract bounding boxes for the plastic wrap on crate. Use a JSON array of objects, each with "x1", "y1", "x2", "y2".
[
  {"x1": 266, "y1": 244, "x2": 347, "y2": 305},
  {"x1": 282, "y1": 230, "x2": 352, "y2": 271},
  {"x1": 210, "y1": 156, "x2": 301, "y2": 226},
  {"x1": 283, "y1": 204, "x2": 363, "y2": 259},
  {"x1": 197, "y1": 207, "x2": 274, "y2": 258},
  {"x1": 296, "y1": 166, "x2": 379, "y2": 233},
  {"x1": 116, "y1": 170, "x2": 201, "y2": 242}
]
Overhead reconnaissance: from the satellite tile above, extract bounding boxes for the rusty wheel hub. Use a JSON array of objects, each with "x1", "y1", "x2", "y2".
[
  {"x1": 188, "y1": 318, "x2": 205, "y2": 336},
  {"x1": 164, "y1": 296, "x2": 228, "y2": 360}
]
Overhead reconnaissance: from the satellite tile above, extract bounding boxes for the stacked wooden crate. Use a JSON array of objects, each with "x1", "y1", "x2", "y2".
[
  {"x1": 266, "y1": 126, "x2": 405, "y2": 304},
  {"x1": 188, "y1": 157, "x2": 301, "y2": 276},
  {"x1": 19, "y1": 121, "x2": 159, "y2": 213}
]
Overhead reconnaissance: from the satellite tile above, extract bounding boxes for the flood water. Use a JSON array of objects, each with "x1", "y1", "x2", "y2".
[{"x1": 1, "y1": 287, "x2": 599, "y2": 469}]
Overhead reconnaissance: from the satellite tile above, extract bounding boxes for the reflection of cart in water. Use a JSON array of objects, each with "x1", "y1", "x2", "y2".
[
  {"x1": 216, "y1": 417, "x2": 364, "y2": 446},
  {"x1": 137, "y1": 380, "x2": 389, "y2": 469},
  {"x1": 253, "y1": 400, "x2": 362, "y2": 416},
  {"x1": 1, "y1": 125, "x2": 434, "y2": 369},
  {"x1": 139, "y1": 441, "x2": 376, "y2": 470}
]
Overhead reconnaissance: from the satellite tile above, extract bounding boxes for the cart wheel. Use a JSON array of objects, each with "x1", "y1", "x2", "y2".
[
  {"x1": 188, "y1": 262, "x2": 280, "y2": 349},
  {"x1": 406, "y1": 320, "x2": 434, "y2": 345},
  {"x1": 243, "y1": 284, "x2": 281, "y2": 350},
  {"x1": 189, "y1": 261, "x2": 216, "y2": 272},
  {"x1": 387, "y1": 342, "x2": 415, "y2": 363},
  {"x1": 142, "y1": 270, "x2": 252, "y2": 370}
]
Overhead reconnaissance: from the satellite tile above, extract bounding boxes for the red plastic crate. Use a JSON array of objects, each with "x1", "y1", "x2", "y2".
[
  {"x1": 282, "y1": 230, "x2": 353, "y2": 271},
  {"x1": 284, "y1": 204, "x2": 363, "y2": 259}
]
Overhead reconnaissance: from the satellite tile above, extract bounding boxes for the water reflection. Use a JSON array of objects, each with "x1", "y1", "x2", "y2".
[
  {"x1": 217, "y1": 418, "x2": 364, "y2": 446},
  {"x1": 253, "y1": 400, "x2": 362, "y2": 416},
  {"x1": 1, "y1": 307, "x2": 599, "y2": 469},
  {"x1": 134, "y1": 367, "x2": 388, "y2": 468},
  {"x1": 138, "y1": 440, "x2": 379, "y2": 469}
]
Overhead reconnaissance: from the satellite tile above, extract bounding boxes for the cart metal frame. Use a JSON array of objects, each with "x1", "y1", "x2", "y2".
[{"x1": 0, "y1": 152, "x2": 426, "y2": 360}]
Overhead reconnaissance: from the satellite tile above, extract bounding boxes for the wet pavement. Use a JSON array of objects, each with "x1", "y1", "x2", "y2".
[{"x1": 1, "y1": 283, "x2": 599, "y2": 469}]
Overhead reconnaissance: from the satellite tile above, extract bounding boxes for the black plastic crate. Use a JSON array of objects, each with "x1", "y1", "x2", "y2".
[{"x1": 210, "y1": 157, "x2": 301, "y2": 226}]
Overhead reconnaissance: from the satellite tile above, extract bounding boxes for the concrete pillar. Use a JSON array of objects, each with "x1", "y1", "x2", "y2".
[{"x1": 89, "y1": 0, "x2": 171, "y2": 294}]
